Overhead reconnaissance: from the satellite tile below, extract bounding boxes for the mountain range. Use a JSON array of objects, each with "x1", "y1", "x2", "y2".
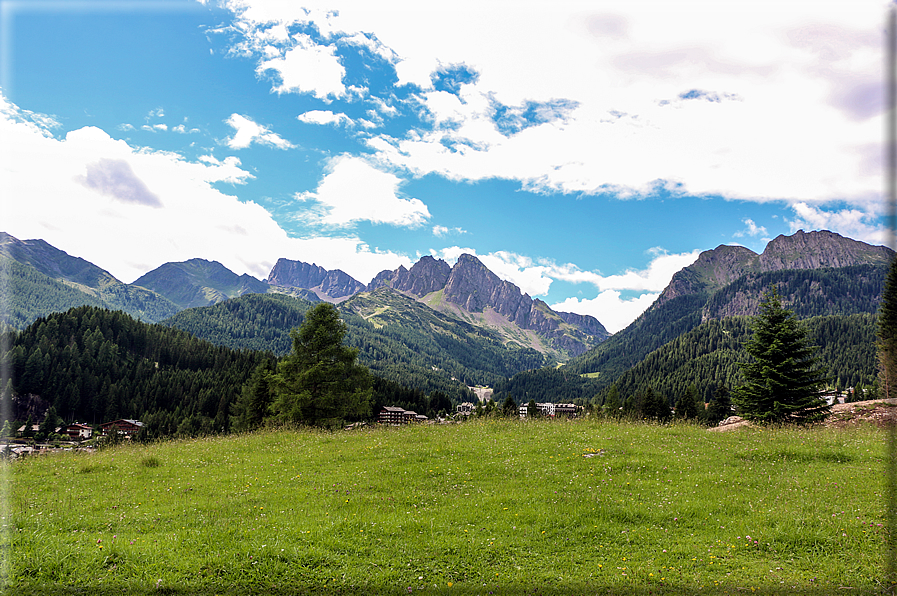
[
  {"x1": 2, "y1": 228, "x2": 894, "y2": 430},
  {"x1": 0, "y1": 232, "x2": 608, "y2": 361},
  {"x1": 492, "y1": 230, "x2": 893, "y2": 404}
]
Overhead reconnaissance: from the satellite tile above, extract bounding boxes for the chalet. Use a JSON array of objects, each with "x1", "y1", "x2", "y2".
[
  {"x1": 100, "y1": 419, "x2": 144, "y2": 437},
  {"x1": 65, "y1": 423, "x2": 93, "y2": 440},
  {"x1": 16, "y1": 424, "x2": 40, "y2": 437}
]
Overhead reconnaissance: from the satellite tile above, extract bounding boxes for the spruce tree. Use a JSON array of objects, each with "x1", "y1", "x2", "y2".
[
  {"x1": 501, "y1": 395, "x2": 517, "y2": 417},
  {"x1": 675, "y1": 385, "x2": 699, "y2": 420},
  {"x1": 270, "y1": 303, "x2": 372, "y2": 428},
  {"x1": 707, "y1": 384, "x2": 732, "y2": 424},
  {"x1": 526, "y1": 399, "x2": 540, "y2": 418},
  {"x1": 734, "y1": 287, "x2": 829, "y2": 424},
  {"x1": 877, "y1": 257, "x2": 897, "y2": 400}
]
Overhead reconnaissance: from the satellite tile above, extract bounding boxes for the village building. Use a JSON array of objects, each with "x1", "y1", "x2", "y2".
[
  {"x1": 456, "y1": 402, "x2": 475, "y2": 416},
  {"x1": 518, "y1": 402, "x2": 579, "y2": 419},
  {"x1": 65, "y1": 423, "x2": 93, "y2": 440},
  {"x1": 100, "y1": 419, "x2": 144, "y2": 437},
  {"x1": 378, "y1": 407, "x2": 427, "y2": 425}
]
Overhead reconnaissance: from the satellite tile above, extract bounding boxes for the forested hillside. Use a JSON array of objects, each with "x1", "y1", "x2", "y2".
[
  {"x1": 492, "y1": 312, "x2": 878, "y2": 407},
  {"x1": 565, "y1": 264, "x2": 886, "y2": 388},
  {"x1": 163, "y1": 290, "x2": 545, "y2": 396},
  {"x1": 2, "y1": 306, "x2": 475, "y2": 437},
  {"x1": 3, "y1": 307, "x2": 274, "y2": 438}
]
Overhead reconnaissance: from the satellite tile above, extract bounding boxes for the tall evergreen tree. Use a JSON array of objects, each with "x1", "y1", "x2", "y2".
[
  {"x1": 675, "y1": 384, "x2": 700, "y2": 420},
  {"x1": 707, "y1": 384, "x2": 733, "y2": 424},
  {"x1": 270, "y1": 303, "x2": 372, "y2": 428},
  {"x1": 734, "y1": 287, "x2": 829, "y2": 424},
  {"x1": 501, "y1": 394, "x2": 517, "y2": 417},
  {"x1": 526, "y1": 399, "x2": 540, "y2": 418},
  {"x1": 231, "y1": 361, "x2": 276, "y2": 432},
  {"x1": 878, "y1": 257, "x2": 897, "y2": 400},
  {"x1": 642, "y1": 387, "x2": 671, "y2": 422}
]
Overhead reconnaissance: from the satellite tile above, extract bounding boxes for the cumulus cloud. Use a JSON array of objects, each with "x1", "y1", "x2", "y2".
[
  {"x1": 298, "y1": 155, "x2": 430, "y2": 228},
  {"x1": 552, "y1": 292, "x2": 659, "y2": 334},
  {"x1": 224, "y1": 113, "x2": 294, "y2": 149},
  {"x1": 76, "y1": 158, "x2": 163, "y2": 208},
  {"x1": 0, "y1": 92, "x2": 410, "y2": 284},
  {"x1": 733, "y1": 218, "x2": 768, "y2": 238},
  {"x1": 787, "y1": 202, "x2": 887, "y2": 246},
  {"x1": 297, "y1": 110, "x2": 354, "y2": 126},
  {"x1": 257, "y1": 34, "x2": 346, "y2": 98},
  {"x1": 432, "y1": 225, "x2": 465, "y2": 237},
  {"x1": 217, "y1": 0, "x2": 882, "y2": 206}
]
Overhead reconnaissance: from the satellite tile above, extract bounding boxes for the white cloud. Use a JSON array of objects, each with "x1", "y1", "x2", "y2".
[
  {"x1": 298, "y1": 155, "x2": 430, "y2": 227},
  {"x1": 297, "y1": 110, "x2": 353, "y2": 127},
  {"x1": 552, "y1": 292, "x2": 659, "y2": 334},
  {"x1": 429, "y1": 246, "x2": 699, "y2": 328},
  {"x1": 172, "y1": 124, "x2": 200, "y2": 134},
  {"x1": 0, "y1": 92, "x2": 410, "y2": 285},
  {"x1": 733, "y1": 218, "x2": 768, "y2": 238},
  {"x1": 787, "y1": 202, "x2": 888, "y2": 246},
  {"x1": 224, "y1": 113, "x2": 294, "y2": 150},
  {"x1": 141, "y1": 123, "x2": 168, "y2": 132},
  {"x1": 432, "y1": 225, "x2": 465, "y2": 237},
  {"x1": 219, "y1": 0, "x2": 883, "y2": 208},
  {"x1": 256, "y1": 33, "x2": 346, "y2": 98}
]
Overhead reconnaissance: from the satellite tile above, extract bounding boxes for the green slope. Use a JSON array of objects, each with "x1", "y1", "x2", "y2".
[
  {"x1": 0, "y1": 256, "x2": 179, "y2": 329},
  {"x1": 163, "y1": 289, "x2": 547, "y2": 396}
]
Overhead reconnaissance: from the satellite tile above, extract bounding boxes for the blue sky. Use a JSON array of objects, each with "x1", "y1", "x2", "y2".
[{"x1": 0, "y1": 0, "x2": 886, "y2": 332}]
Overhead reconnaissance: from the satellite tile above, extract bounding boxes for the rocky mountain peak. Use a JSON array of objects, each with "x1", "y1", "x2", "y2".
[
  {"x1": 759, "y1": 230, "x2": 893, "y2": 271},
  {"x1": 267, "y1": 258, "x2": 364, "y2": 300},
  {"x1": 366, "y1": 256, "x2": 450, "y2": 297}
]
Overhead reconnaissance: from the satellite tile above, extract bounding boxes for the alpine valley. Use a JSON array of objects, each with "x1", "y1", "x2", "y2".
[{"x1": 0, "y1": 229, "x2": 892, "y2": 435}]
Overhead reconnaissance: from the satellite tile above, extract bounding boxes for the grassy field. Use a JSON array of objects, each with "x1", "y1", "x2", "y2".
[{"x1": 4, "y1": 418, "x2": 891, "y2": 595}]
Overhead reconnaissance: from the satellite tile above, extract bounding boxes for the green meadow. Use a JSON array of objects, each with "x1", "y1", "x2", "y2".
[{"x1": 6, "y1": 419, "x2": 891, "y2": 595}]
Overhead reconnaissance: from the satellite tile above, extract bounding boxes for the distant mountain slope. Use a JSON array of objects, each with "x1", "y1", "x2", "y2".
[
  {"x1": 267, "y1": 258, "x2": 363, "y2": 302},
  {"x1": 0, "y1": 257, "x2": 107, "y2": 329},
  {"x1": 133, "y1": 258, "x2": 270, "y2": 310},
  {"x1": 493, "y1": 312, "x2": 878, "y2": 405},
  {"x1": 565, "y1": 231, "x2": 893, "y2": 384},
  {"x1": 163, "y1": 289, "x2": 546, "y2": 395},
  {"x1": 369, "y1": 253, "x2": 609, "y2": 360},
  {"x1": 0, "y1": 232, "x2": 178, "y2": 328}
]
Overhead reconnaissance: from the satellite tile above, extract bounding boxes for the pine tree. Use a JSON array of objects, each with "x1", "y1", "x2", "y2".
[
  {"x1": 707, "y1": 384, "x2": 732, "y2": 424},
  {"x1": 675, "y1": 384, "x2": 699, "y2": 420},
  {"x1": 734, "y1": 287, "x2": 829, "y2": 424},
  {"x1": 501, "y1": 395, "x2": 517, "y2": 417},
  {"x1": 270, "y1": 303, "x2": 372, "y2": 428},
  {"x1": 603, "y1": 385, "x2": 621, "y2": 418},
  {"x1": 877, "y1": 257, "x2": 897, "y2": 400},
  {"x1": 231, "y1": 361, "x2": 275, "y2": 432},
  {"x1": 526, "y1": 399, "x2": 540, "y2": 418}
]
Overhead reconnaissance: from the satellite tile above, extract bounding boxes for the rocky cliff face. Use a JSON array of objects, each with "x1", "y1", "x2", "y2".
[
  {"x1": 267, "y1": 258, "x2": 364, "y2": 299},
  {"x1": 368, "y1": 253, "x2": 609, "y2": 357},
  {"x1": 367, "y1": 255, "x2": 451, "y2": 297},
  {"x1": 656, "y1": 230, "x2": 893, "y2": 308},
  {"x1": 759, "y1": 230, "x2": 893, "y2": 271}
]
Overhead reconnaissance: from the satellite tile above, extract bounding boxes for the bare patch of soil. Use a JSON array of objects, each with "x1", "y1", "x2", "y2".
[{"x1": 708, "y1": 398, "x2": 897, "y2": 431}]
